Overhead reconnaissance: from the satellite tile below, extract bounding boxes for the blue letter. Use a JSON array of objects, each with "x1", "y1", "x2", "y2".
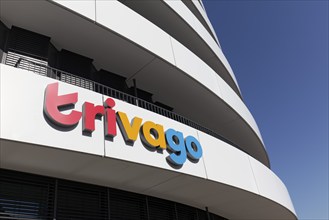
[
  {"x1": 165, "y1": 129, "x2": 186, "y2": 166},
  {"x1": 185, "y1": 136, "x2": 202, "y2": 161}
]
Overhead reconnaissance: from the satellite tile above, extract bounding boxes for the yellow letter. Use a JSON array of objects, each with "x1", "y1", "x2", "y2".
[
  {"x1": 117, "y1": 111, "x2": 142, "y2": 145},
  {"x1": 141, "y1": 121, "x2": 166, "y2": 149}
]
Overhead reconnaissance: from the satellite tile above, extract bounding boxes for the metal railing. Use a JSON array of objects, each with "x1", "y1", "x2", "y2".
[{"x1": 4, "y1": 55, "x2": 239, "y2": 150}]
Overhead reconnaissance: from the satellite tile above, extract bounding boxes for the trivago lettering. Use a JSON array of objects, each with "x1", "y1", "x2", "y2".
[{"x1": 44, "y1": 82, "x2": 202, "y2": 166}]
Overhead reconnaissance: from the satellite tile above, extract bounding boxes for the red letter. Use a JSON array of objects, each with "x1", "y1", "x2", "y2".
[
  {"x1": 82, "y1": 102, "x2": 105, "y2": 133},
  {"x1": 104, "y1": 98, "x2": 117, "y2": 138},
  {"x1": 44, "y1": 82, "x2": 82, "y2": 127}
]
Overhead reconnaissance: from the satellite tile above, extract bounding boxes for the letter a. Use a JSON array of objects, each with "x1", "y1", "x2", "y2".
[{"x1": 141, "y1": 121, "x2": 166, "y2": 149}]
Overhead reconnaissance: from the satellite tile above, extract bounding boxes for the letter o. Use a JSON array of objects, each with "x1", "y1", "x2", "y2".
[{"x1": 185, "y1": 136, "x2": 202, "y2": 161}]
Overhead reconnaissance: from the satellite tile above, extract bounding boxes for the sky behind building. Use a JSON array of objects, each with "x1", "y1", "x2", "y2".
[{"x1": 203, "y1": 1, "x2": 328, "y2": 219}]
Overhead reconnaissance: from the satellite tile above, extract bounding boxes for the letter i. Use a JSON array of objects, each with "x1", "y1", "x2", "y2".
[{"x1": 104, "y1": 98, "x2": 117, "y2": 138}]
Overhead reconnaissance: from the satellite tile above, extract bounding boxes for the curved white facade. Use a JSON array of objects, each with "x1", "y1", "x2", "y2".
[{"x1": 0, "y1": 1, "x2": 296, "y2": 219}]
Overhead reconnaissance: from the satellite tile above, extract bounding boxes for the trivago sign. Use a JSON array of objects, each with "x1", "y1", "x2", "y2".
[{"x1": 43, "y1": 82, "x2": 202, "y2": 167}]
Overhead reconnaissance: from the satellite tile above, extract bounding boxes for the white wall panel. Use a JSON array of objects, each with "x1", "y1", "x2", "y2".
[
  {"x1": 165, "y1": 0, "x2": 239, "y2": 87},
  {"x1": 171, "y1": 37, "x2": 221, "y2": 96},
  {"x1": 95, "y1": 0, "x2": 175, "y2": 66},
  {"x1": 0, "y1": 64, "x2": 104, "y2": 155},
  {"x1": 0, "y1": 64, "x2": 206, "y2": 178},
  {"x1": 249, "y1": 156, "x2": 296, "y2": 215},
  {"x1": 104, "y1": 96, "x2": 207, "y2": 178},
  {"x1": 0, "y1": 63, "x2": 262, "y2": 188},
  {"x1": 53, "y1": 0, "x2": 95, "y2": 21},
  {"x1": 199, "y1": 131, "x2": 259, "y2": 194},
  {"x1": 51, "y1": 0, "x2": 255, "y2": 142},
  {"x1": 0, "y1": 64, "x2": 295, "y2": 218},
  {"x1": 0, "y1": 0, "x2": 297, "y2": 216},
  {"x1": 217, "y1": 50, "x2": 240, "y2": 87},
  {"x1": 0, "y1": 63, "x2": 266, "y2": 188},
  {"x1": 172, "y1": 36, "x2": 263, "y2": 145},
  {"x1": 216, "y1": 76, "x2": 263, "y2": 142},
  {"x1": 164, "y1": 0, "x2": 220, "y2": 59},
  {"x1": 191, "y1": 0, "x2": 220, "y2": 45}
]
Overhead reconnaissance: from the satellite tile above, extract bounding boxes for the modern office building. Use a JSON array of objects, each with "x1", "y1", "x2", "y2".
[{"x1": 0, "y1": 1, "x2": 297, "y2": 219}]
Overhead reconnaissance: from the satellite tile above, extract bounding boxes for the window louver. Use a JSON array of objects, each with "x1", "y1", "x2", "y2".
[
  {"x1": 176, "y1": 203, "x2": 199, "y2": 220},
  {"x1": 7, "y1": 26, "x2": 50, "y2": 59},
  {"x1": 147, "y1": 197, "x2": 177, "y2": 220},
  {"x1": 109, "y1": 189, "x2": 148, "y2": 220},
  {"x1": 0, "y1": 169, "x2": 55, "y2": 220},
  {"x1": 5, "y1": 51, "x2": 48, "y2": 76},
  {"x1": 0, "y1": 169, "x2": 227, "y2": 220},
  {"x1": 56, "y1": 180, "x2": 108, "y2": 220}
]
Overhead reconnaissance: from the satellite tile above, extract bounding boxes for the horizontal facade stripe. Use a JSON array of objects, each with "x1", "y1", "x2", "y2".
[
  {"x1": 47, "y1": 0, "x2": 266, "y2": 165},
  {"x1": 119, "y1": 0, "x2": 241, "y2": 97},
  {"x1": 192, "y1": 0, "x2": 220, "y2": 45},
  {"x1": 0, "y1": 0, "x2": 297, "y2": 218},
  {"x1": 181, "y1": 0, "x2": 220, "y2": 45},
  {"x1": 0, "y1": 137, "x2": 296, "y2": 219},
  {"x1": 163, "y1": 0, "x2": 239, "y2": 87}
]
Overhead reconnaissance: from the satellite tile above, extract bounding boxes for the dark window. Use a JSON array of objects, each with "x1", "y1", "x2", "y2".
[
  {"x1": 0, "y1": 167, "x2": 228, "y2": 220},
  {"x1": 7, "y1": 26, "x2": 50, "y2": 60},
  {"x1": 109, "y1": 188, "x2": 148, "y2": 220},
  {"x1": 47, "y1": 42, "x2": 58, "y2": 68},
  {"x1": 97, "y1": 69, "x2": 131, "y2": 94},
  {"x1": 57, "y1": 49, "x2": 95, "y2": 79},
  {"x1": 210, "y1": 213, "x2": 227, "y2": 220},
  {"x1": 0, "y1": 169, "x2": 55, "y2": 220},
  {"x1": 154, "y1": 101, "x2": 174, "y2": 111},
  {"x1": 197, "y1": 209, "x2": 208, "y2": 220},
  {"x1": 136, "y1": 88, "x2": 153, "y2": 103},
  {"x1": 148, "y1": 197, "x2": 177, "y2": 220},
  {"x1": 56, "y1": 179, "x2": 108, "y2": 220},
  {"x1": 0, "y1": 21, "x2": 9, "y2": 51},
  {"x1": 176, "y1": 203, "x2": 199, "y2": 220}
]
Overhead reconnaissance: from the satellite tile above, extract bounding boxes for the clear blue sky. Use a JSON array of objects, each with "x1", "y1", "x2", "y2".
[{"x1": 203, "y1": 1, "x2": 328, "y2": 219}]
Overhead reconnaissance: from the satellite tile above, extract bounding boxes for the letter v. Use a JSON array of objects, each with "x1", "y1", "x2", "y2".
[{"x1": 117, "y1": 111, "x2": 142, "y2": 145}]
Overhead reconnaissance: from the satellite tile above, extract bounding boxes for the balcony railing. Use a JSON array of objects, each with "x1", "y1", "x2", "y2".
[{"x1": 3, "y1": 53, "x2": 240, "y2": 152}]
